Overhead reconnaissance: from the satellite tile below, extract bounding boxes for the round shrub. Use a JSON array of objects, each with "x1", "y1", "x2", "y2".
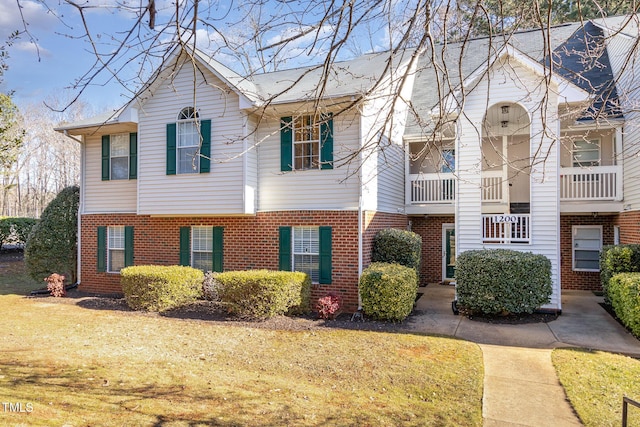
[
  {"x1": 215, "y1": 270, "x2": 311, "y2": 319},
  {"x1": 372, "y1": 228, "x2": 422, "y2": 277},
  {"x1": 456, "y1": 249, "x2": 552, "y2": 315},
  {"x1": 25, "y1": 186, "x2": 79, "y2": 283},
  {"x1": 359, "y1": 262, "x2": 418, "y2": 322},
  {"x1": 121, "y1": 265, "x2": 204, "y2": 312}
]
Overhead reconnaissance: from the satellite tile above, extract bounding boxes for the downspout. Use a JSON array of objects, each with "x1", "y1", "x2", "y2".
[
  {"x1": 65, "y1": 130, "x2": 85, "y2": 287},
  {"x1": 357, "y1": 110, "x2": 364, "y2": 311}
]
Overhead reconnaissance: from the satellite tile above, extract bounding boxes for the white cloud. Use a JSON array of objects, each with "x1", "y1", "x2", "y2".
[{"x1": 0, "y1": 0, "x2": 57, "y2": 40}]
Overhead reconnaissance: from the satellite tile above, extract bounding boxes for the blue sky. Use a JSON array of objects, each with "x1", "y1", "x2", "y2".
[{"x1": 0, "y1": 0, "x2": 396, "y2": 114}]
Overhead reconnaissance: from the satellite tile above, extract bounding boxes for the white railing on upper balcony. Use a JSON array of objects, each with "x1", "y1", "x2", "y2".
[
  {"x1": 409, "y1": 173, "x2": 456, "y2": 203},
  {"x1": 409, "y1": 171, "x2": 507, "y2": 204},
  {"x1": 560, "y1": 166, "x2": 621, "y2": 201},
  {"x1": 482, "y1": 214, "x2": 531, "y2": 244}
]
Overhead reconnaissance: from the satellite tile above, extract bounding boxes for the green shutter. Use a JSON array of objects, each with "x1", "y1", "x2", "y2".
[
  {"x1": 319, "y1": 226, "x2": 332, "y2": 284},
  {"x1": 101, "y1": 135, "x2": 110, "y2": 181},
  {"x1": 124, "y1": 226, "x2": 134, "y2": 267},
  {"x1": 166, "y1": 123, "x2": 177, "y2": 175},
  {"x1": 179, "y1": 226, "x2": 191, "y2": 266},
  {"x1": 200, "y1": 120, "x2": 211, "y2": 173},
  {"x1": 97, "y1": 226, "x2": 107, "y2": 272},
  {"x1": 278, "y1": 226, "x2": 292, "y2": 271},
  {"x1": 280, "y1": 117, "x2": 293, "y2": 172},
  {"x1": 320, "y1": 113, "x2": 333, "y2": 170},
  {"x1": 129, "y1": 133, "x2": 137, "y2": 179},
  {"x1": 212, "y1": 226, "x2": 223, "y2": 272}
]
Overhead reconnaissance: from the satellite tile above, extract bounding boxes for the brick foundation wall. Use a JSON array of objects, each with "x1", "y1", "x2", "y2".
[
  {"x1": 362, "y1": 211, "x2": 409, "y2": 268},
  {"x1": 411, "y1": 216, "x2": 455, "y2": 285},
  {"x1": 560, "y1": 215, "x2": 614, "y2": 291},
  {"x1": 613, "y1": 210, "x2": 640, "y2": 244},
  {"x1": 80, "y1": 211, "x2": 365, "y2": 310}
]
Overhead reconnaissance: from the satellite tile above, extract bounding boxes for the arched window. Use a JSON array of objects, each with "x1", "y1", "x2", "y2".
[{"x1": 177, "y1": 107, "x2": 200, "y2": 174}]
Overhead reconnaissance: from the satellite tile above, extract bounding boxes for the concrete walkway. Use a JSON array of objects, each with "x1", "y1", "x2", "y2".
[{"x1": 408, "y1": 285, "x2": 640, "y2": 426}]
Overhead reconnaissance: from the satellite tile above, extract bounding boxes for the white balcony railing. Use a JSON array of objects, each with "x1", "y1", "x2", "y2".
[
  {"x1": 408, "y1": 172, "x2": 505, "y2": 204},
  {"x1": 482, "y1": 214, "x2": 531, "y2": 244},
  {"x1": 409, "y1": 165, "x2": 622, "y2": 205},
  {"x1": 560, "y1": 166, "x2": 621, "y2": 201}
]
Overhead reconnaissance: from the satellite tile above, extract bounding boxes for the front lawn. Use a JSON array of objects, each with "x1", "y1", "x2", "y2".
[
  {"x1": 552, "y1": 348, "x2": 640, "y2": 426},
  {"x1": 0, "y1": 254, "x2": 484, "y2": 426}
]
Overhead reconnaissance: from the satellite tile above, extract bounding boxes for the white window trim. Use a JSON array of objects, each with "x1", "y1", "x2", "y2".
[
  {"x1": 292, "y1": 226, "x2": 320, "y2": 283},
  {"x1": 177, "y1": 108, "x2": 200, "y2": 174},
  {"x1": 572, "y1": 225, "x2": 602, "y2": 272},
  {"x1": 110, "y1": 133, "x2": 129, "y2": 180},
  {"x1": 191, "y1": 226, "x2": 212, "y2": 271},
  {"x1": 292, "y1": 115, "x2": 321, "y2": 171},
  {"x1": 107, "y1": 226, "x2": 125, "y2": 273}
]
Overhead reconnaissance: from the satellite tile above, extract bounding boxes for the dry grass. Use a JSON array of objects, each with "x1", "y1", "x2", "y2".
[
  {"x1": 552, "y1": 348, "x2": 640, "y2": 427},
  {"x1": 0, "y1": 252, "x2": 484, "y2": 426}
]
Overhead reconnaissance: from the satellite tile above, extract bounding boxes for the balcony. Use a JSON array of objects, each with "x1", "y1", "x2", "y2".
[
  {"x1": 560, "y1": 166, "x2": 622, "y2": 201},
  {"x1": 408, "y1": 166, "x2": 622, "y2": 206}
]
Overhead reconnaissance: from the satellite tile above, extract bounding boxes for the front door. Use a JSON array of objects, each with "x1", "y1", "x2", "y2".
[{"x1": 443, "y1": 224, "x2": 456, "y2": 282}]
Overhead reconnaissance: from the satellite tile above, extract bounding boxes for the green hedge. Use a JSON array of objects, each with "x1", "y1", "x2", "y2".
[
  {"x1": 121, "y1": 265, "x2": 204, "y2": 312},
  {"x1": 372, "y1": 228, "x2": 422, "y2": 276},
  {"x1": 600, "y1": 245, "x2": 640, "y2": 303},
  {"x1": 456, "y1": 249, "x2": 552, "y2": 315},
  {"x1": 0, "y1": 217, "x2": 38, "y2": 249},
  {"x1": 608, "y1": 273, "x2": 640, "y2": 338},
  {"x1": 359, "y1": 262, "x2": 417, "y2": 322},
  {"x1": 216, "y1": 270, "x2": 310, "y2": 319}
]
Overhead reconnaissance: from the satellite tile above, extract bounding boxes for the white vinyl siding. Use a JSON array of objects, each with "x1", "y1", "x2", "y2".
[
  {"x1": 293, "y1": 226, "x2": 320, "y2": 283},
  {"x1": 191, "y1": 226, "x2": 212, "y2": 271},
  {"x1": 455, "y1": 56, "x2": 561, "y2": 309},
  {"x1": 258, "y1": 112, "x2": 360, "y2": 211},
  {"x1": 108, "y1": 226, "x2": 125, "y2": 273},
  {"x1": 572, "y1": 226, "x2": 602, "y2": 272},
  {"x1": 110, "y1": 133, "x2": 130, "y2": 180},
  {"x1": 82, "y1": 134, "x2": 137, "y2": 214},
  {"x1": 136, "y1": 58, "x2": 247, "y2": 215}
]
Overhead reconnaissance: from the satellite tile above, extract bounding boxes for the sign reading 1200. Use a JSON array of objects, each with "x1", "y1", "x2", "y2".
[{"x1": 492, "y1": 215, "x2": 520, "y2": 223}]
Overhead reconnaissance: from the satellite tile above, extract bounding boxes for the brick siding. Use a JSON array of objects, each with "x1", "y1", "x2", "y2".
[
  {"x1": 613, "y1": 210, "x2": 640, "y2": 244},
  {"x1": 80, "y1": 210, "x2": 407, "y2": 312}
]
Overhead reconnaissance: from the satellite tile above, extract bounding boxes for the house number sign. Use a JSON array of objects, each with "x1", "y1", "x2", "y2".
[{"x1": 492, "y1": 215, "x2": 519, "y2": 223}]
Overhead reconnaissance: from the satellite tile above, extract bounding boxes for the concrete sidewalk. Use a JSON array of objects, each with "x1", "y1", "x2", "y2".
[{"x1": 408, "y1": 285, "x2": 640, "y2": 426}]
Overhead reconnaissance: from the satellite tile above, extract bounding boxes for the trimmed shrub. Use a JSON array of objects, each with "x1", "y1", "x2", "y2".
[
  {"x1": 121, "y1": 265, "x2": 204, "y2": 312},
  {"x1": 359, "y1": 262, "x2": 418, "y2": 322},
  {"x1": 0, "y1": 217, "x2": 38, "y2": 249},
  {"x1": 600, "y1": 245, "x2": 640, "y2": 303},
  {"x1": 25, "y1": 186, "x2": 79, "y2": 283},
  {"x1": 456, "y1": 249, "x2": 552, "y2": 315},
  {"x1": 216, "y1": 270, "x2": 311, "y2": 319},
  {"x1": 608, "y1": 273, "x2": 640, "y2": 338},
  {"x1": 372, "y1": 228, "x2": 422, "y2": 276}
]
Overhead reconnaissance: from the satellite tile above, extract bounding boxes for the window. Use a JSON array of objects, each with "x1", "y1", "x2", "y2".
[
  {"x1": 101, "y1": 133, "x2": 137, "y2": 180},
  {"x1": 293, "y1": 226, "x2": 320, "y2": 282},
  {"x1": 108, "y1": 226, "x2": 126, "y2": 272},
  {"x1": 280, "y1": 114, "x2": 333, "y2": 172},
  {"x1": 110, "y1": 134, "x2": 130, "y2": 180},
  {"x1": 293, "y1": 115, "x2": 320, "y2": 170},
  {"x1": 573, "y1": 139, "x2": 600, "y2": 167},
  {"x1": 179, "y1": 226, "x2": 223, "y2": 272},
  {"x1": 178, "y1": 107, "x2": 200, "y2": 174},
  {"x1": 441, "y1": 149, "x2": 455, "y2": 173},
  {"x1": 278, "y1": 226, "x2": 332, "y2": 284},
  {"x1": 191, "y1": 226, "x2": 213, "y2": 271},
  {"x1": 97, "y1": 226, "x2": 133, "y2": 273},
  {"x1": 166, "y1": 110, "x2": 211, "y2": 175},
  {"x1": 573, "y1": 225, "x2": 602, "y2": 271}
]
